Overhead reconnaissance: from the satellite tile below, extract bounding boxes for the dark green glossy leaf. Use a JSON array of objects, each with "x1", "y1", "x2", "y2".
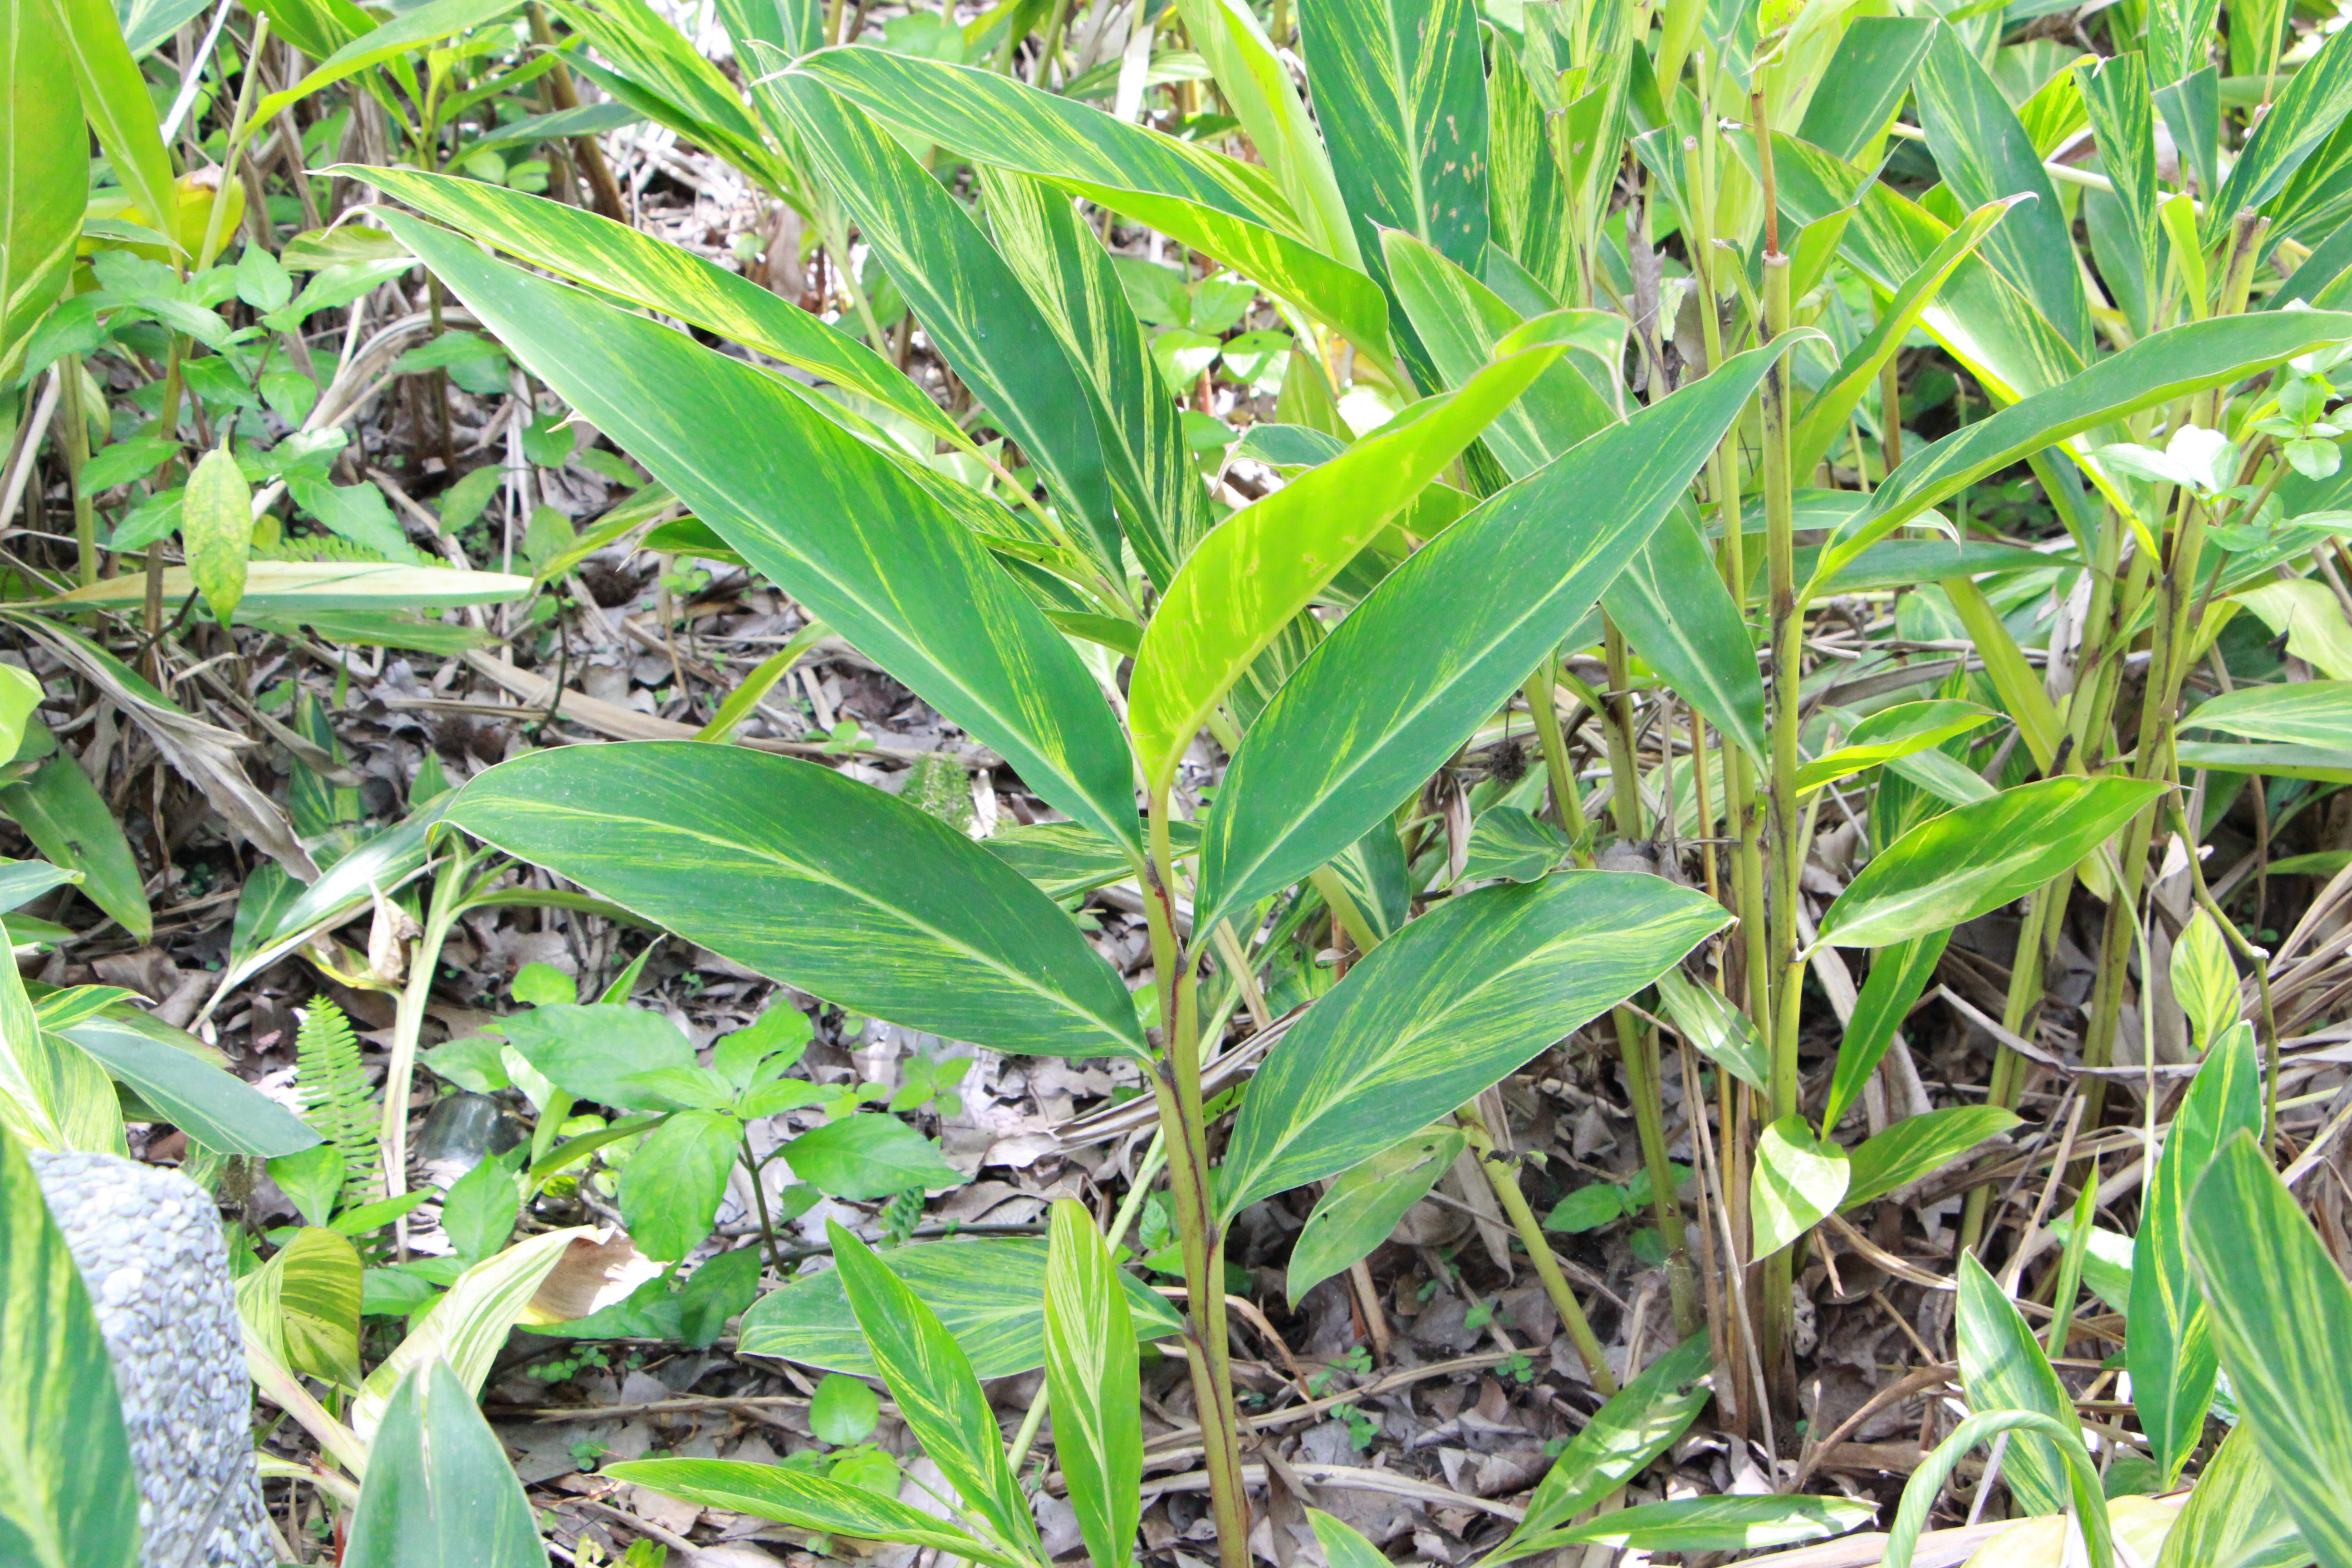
[
  {"x1": 783, "y1": 1113, "x2": 962, "y2": 1200},
  {"x1": 620, "y1": 1110, "x2": 738, "y2": 1262},
  {"x1": 63, "y1": 1013, "x2": 322, "y2": 1157}
]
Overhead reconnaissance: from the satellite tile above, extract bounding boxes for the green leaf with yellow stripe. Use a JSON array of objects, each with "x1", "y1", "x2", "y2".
[
  {"x1": 1044, "y1": 1201, "x2": 1142, "y2": 1568},
  {"x1": 1215, "y1": 872, "x2": 1729, "y2": 1221},
  {"x1": 447, "y1": 745, "x2": 1147, "y2": 1061},
  {"x1": 383, "y1": 213, "x2": 1142, "y2": 852},
  {"x1": 609, "y1": 1461, "x2": 1031, "y2": 1568}
]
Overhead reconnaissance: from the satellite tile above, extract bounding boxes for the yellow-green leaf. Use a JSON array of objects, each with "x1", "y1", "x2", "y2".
[{"x1": 182, "y1": 446, "x2": 252, "y2": 626}]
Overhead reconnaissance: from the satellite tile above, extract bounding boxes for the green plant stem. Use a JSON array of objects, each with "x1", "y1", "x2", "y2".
[
  {"x1": 58, "y1": 358, "x2": 98, "y2": 586},
  {"x1": 382, "y1": 836, "x2": 475, "y2": 1254},
  {"x1": 1958, "y1": 873, "x2": 2066, "y2": 1254},
  {"x1": 1598, "y1": 619, "x2": 1646, "y2": 839},
  {"x1": 1142, "y1": 795, "x2": 1250, "y2": 1568},
  {"x1": 1457, "y1": 1106, "x2": 1618, "y2": 1394}
]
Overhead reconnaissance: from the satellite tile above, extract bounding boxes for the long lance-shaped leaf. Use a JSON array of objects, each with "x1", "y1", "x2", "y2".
[
  {"x1": 1296, "y1": 0, "x2": 1489, "y2": 309},
  {"x1": 2148, "y1": 0, "x2": 2220, "y2": 92},
  {"x1": 1043, "y1": 1201, "x2": 1142, "y2": 1568},
  {"x1": 828, "y1": 1223, "x2": 1045, "y2": 1558},
  {"x1": 1912, "y1": 21, "x2": 2089, "y2": 353},
  {"x1": 1788, "y1": 196, "x2": 2016, "y2": 479},
  {"x1": 253, "y1": 0, "x2": 526, "y2": 125},
  {"x1": 44, "y1": 0, "x2": 176, "y2": 260},
  {"x1": 980, "y1": 167, "x2": 1210, "y2": 589},
  {"x1": 1815, "y1": 309, "x2": 2352, "y2": 594},
  {"x1": 2154, "y1": 1421, "x2": 2308, "y2": 1568},
  {"x1": 353, "y1": 168, "x2": 960, "y2": 446},
  {"x1": 1216, "y1": 873, "x2": 1728, "y2": 1220},
  {"x1": 1382, "y1": 230, "x2": 1764, "y2": 760},
  {"x1": 0, "y1": 0, "x2": 82, "y2": 386},
  {"x1": 782, "y1": 47, "x2": 1394, "y2": 355},
  {"x1": 1199, "y1": 340, "x2": 1792, "y2": 930},
  {"x1": 774, "y1": 77, "x2": 1123, "y2": 573},
  {"x1": 2209, "y1": 21, "x2": 2352, "y2": 247},
  {"x1": 446, "y1": 745, "x2": 1146, "y2": 1060},
  {"x1": 608, "y1": 1461, "x2": 1032, "y2": 1568},
  {"x1": 2078, "y1": 55, "x2": 2161, "y2": 340},
  {"x1": 1957, "y1": 1253, "x2": 2081, "y2": 1516},
  {"x1": 2189, "y1": 1133, "x2": 2352, "y2": 1568},
  {"x1": 1128, "y1": 328, "x2": 1565, "y2": 792},
  {"x1": 1172, "y1": 0, "x2": 1357, "y2": 264},
  {"x1": 2131, "y1": 1023, "x2": 2263, "y2": 1485},
  {"x1": 343, "y1": 1360, "x2": 543, "y2": 1568},
  {"x1": 383, "y1": 214, "x2": 1142, "y2": 853}
]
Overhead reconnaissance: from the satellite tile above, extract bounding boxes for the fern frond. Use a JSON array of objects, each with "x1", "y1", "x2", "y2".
[{"x1": 295, "y1": 998, "x2": 380, "y2": 1205}]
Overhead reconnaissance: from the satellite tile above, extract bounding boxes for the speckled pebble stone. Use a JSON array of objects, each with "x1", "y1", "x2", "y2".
[{"x1": 29, "y1": 1151, "x2": 272, "y2": 1568}]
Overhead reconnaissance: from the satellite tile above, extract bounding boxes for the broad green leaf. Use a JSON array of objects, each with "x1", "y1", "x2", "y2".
[
  {"x1": 1129, "y1": 332, "x2": 1563, "y2": 790},
  {"x1": 1485, "y1": 40, "x2": 1569, "y2": 298},
  {"x1": 1461, "y1": 806, "x2": 1573, "y2": 883},
  {"x1": 1883, "y1": 1410, "x2": 2114, "y2": 1568},
  {"x1": 1653, "y1": 968, "x2": 1769, "y2": 1094},
  {"x1": 1296, "y1": 0, "x2": 1488, "y2": 290},
  {"x1": 351, "y1": 168, "x2": 960, "y2": 446},
  {"x1": 1217, "y1": 872, "x2": 1728, "y2": 1220},
  {"x1": 2186, "y1": 680, "x2": 2352, "y2": 749},
  {"x1": 1751, "y1": 1117, "x2": 1849, "y2": 1257},
  {"x1": 2147, "y1": 0, "x2": 2220, "y2": 91},
  {"x1": 774, "y1": 78, "x2": 1122, "y2": 571},
  {"x1": 1788, "y1": 201, "x2": 2014, "y2": 482},
  {"x1": 1842, "y1": 1105, "x2": 2020, "y2": 1210},
  {"x1": 783, "y1": 1113, "x2": 961, "y2": 1199},
  {"x1": 495, "y1": 1004, "x2": 695, "y2": 1111},
  {"x1": 738, "y1": 1237, "x2": 1182, "y2": 1378},
  {"x1": 1307, "y1": 1510, "x2": 1391, "y2": 1568},
  {"x1": 64, "y1": 1013, "x2": 320, "y2": 1157},
  {"x1": 451, "y1": 746, "x2": 1142, "y2": 1059},
  {"x1": 182, "y1": 446, "x2": 251, "y2": 626},
  {"x1": 783, "y1": 47, "x2": 1393, "y2": 353},
  {"x1": 1942, "y1": 577, "x2": 2065, "y2": 774},
  {"x1": 984, "y1": 819, "x2": 1200, "y2": 902},
  {"x1": 607, "y1": 1460, "x2": 1027, "y2": 1568},
  {"x1": 0, "y1": 667, "x2": 38, "y2": 766},
  {"x1": 1601, "y1": 508, "x2": 1767, "y2": 763},
  {"x1": 2133, "y1": 1025, "x2": 2263, "y2": 1484},
  {"x1": 1820, "y1": 311, "x2": 2352, "y2": 588},
  {"x1": 388, "y1": 216, "x2": 1142, "y2": 853},
  {"x1": 0, "y1": 861, "x2": 74, "y2": 912},
  {"x1": 1535, "y1": 1494, "x2": 1879, "y2": 1552},
  {"x1": 980, "y1": 167, "x2": 1210, "y2": 588},
  {"x1": 829, "y1": 1223, "x2": 1042, "y2": 1557},
  {"x1": 254, "y1": 0, "x2": 528, "y2": 126},
  {"x1": 351, "y1": 1225, "x2": 599, "y2": 1439},
  {"x1": 0, "y1": 1121, "x2": 139, "y2": 1568},
  {"x1": 1798, "y1": 15, "x2": 1935, "y2": 160},
  {"x1": 1200, "y1": 341, "x2": 1793, "y2": 927},
  {"x1": 2190, "y1": 1132, "x2": 2352, "y2": 1568},
  {"x1": 1795, "y1": 701, "x2": 1997, "y2": 795},
  {"x1": 808, "y1": 1373, "x2": 879, "y2": 1446},
  {"x1": 2156, "y1": 1421, "x2": 2309, "y2": 1568},
  {"x1": 552, "y1": 0, "x2": 793, "y2": 196},
  {"x1": 1044, "y1": 1200, "x2": 1142, "y2": 1568},
  {"x1": 1913, "y1": 22, "x2": 2089, "y2": 352},
  {"x1": 0, "y1": 0, "x2": 82, "y2": 385},
  {"x1": 2171, "y1": 908, "x2": 2242, "y2": 1050},
  {"x1": 1958, "y1": 1252, "x2": 2080, "y2": 1518},
  {"x1": 2209, "y1": 23, "x2": 2352, "y2": 246},
  {"x1": 1172, "y1": 0, "x2": 1357, "y2": 263},
  {"x1": 44, "y1": 0, "x2": 176, "y2": 262},
  {"x1": 2234, "y1": 580, "x2": 2352, "y2": 682},
  {"x1": 1287, "y1": 1126, "x2": 1463, "y2": 1303},
  {"x1": 1818, "y1": 776, "x2": 2166, "y2": 949},
  {"x1": 235, "y1": 1226, "x2": 363, "y2": 1389},
  {"x1": 343, "y1": 1360, "x2": 544, "y2": 1568},
  {"x1": 1490, "y1": 1333, "x2": 1712, "y2": 1560},
  {"x1": 620, "y1": 1110, "x2": 737, "y2": 1261},
  {"x1": 0, "y1": 917, "x2": 120, "y2": 1154}
]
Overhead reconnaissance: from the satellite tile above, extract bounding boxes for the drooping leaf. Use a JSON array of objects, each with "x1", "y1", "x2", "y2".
[
  {"x1": 1128, "y1": 328, "x2": 1564, "y2": 790},
  {"x1": 2133, "y1": 1025, "x2": 2264, "y2": 1483},
  {"x1": 2155, "y1": 1420, "x2": 2309, "y2": 1568},
  {"x1": 1044, "y1": 1200, "x2": 1142, "y2": 1568},
  {"x1": 2189, "y1": 1133, "x2": 2352, "y2": 1568},
  {"x1": 45, "y1": 0, "x2": 176, "y2": 261},
  {"x1": 1818, "y1": 776, "x2": 2166, "y2": 950},
  {"x1": 1534, "y1": 1494, "x2": 1879, "y2": 1552},
  {"x1": 447, "y1": 745, "x2": 1146, "y2": 1060},
  {"x1": 0, "y1": 724, "x2": 150, "y2": 942},
  {"x1": 1287, "y1": 1126, "x2": 1463, "y2": 1303},
  {"x1": 64, "y1": 1013, "x2": 321, "y2": 1157},
  {"x1": 1958, "y1": 1252, "x2": 2081, "y2": 1518},
  {"x1": 1653, "y1": 968, "x2": 1769, "y2": 1094},
  {"x1": 343, "y1": 1359, "x2": 545, "y2": 1568},
  {"x1": 1172, "y1": 0, "x2": 1357, "y2": 262},
  {"x1": 1200, "y1": 341, "x2": 1793, "y2": 927},
  {"x1": 0, "y1": 1121, "x2": 139, "y2": 1568},
  {"x1": 235, "y1": 1226, "x2": 363, "y2": 1390},
  {"x1": 1841, "y1": 1105, "x2": 2020, "y2": 1211},
  {"x1": 385, "y1": 214, "x2": 1143, "y2": 854},
  {"x1": 1824, "y1": 931, "x2": 1951, "y2": 1133},
  {"x1": 1217, "y1": 872, "x2": 1728, "y2": 1220},
  {"x1": 1795, "y1": 702, "x2": 1997, "y2": 797}
]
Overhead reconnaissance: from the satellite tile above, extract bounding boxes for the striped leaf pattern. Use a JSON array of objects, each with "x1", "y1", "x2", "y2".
[
  {"x1": 43, "y1": 0, "x2": 177, "y2": 261},
  {"x1": 1957, "y1": 1252, "x2": 2081, "y2": 1517},
  {"x1": 343, "y1": 1360, "x2": 544, "y2": 1568},
  {"x1": 2131, "y1": 1023, "x2": 2262, "y2": 1482},
  {"x1": 1216, "y1": 873, "x2": 1729, "y2": 1220},
  {"x1": 2190, "y1": 1133, "x2": 2352, "y2": 1568},
  {"x1": 1500, "y1": 1333, "x2": 1714, "y2": 1553},
  {"x1": 0, "y1": 0, "x2": 81, "y2": 386},
  {"x1": 773, "y1": 76, "x2": 1124, "y2": 573},
  {"x1": 829, "y1": 1223, "x2": 1045, "y2": 1559},
  {"x1": 1199, "y1": 342, "x2": 1790, "y2": 928},
  {"x1": 980, "y1": 168, "x2": 1211, "y2": 588},
  {"x1": 386, "y1": 213, "x2": 1143, "y2": 851},
  {"x1": 447, "y1": 745, "x2": 1147, "y2": 1060},
  {"x1": 608, "y1": 1460, "x2": 1032, "y2": 1567},
  {"x1": 0, "y1": 1122, "x2": 138, "y2": 1568},
  {"x1": 1172, "y1": 0, "x2": 1358, "y2": 263},
  {"x1": 1128, "y1": 335, "x2": 1563, "y2": 791},
  {"x1": 2156, "y1": 1421, "x2": 2308, "y2": 1568},
  {"x1": 785, "y1": 48, "x2": 1394, "y2": 353},
  {"x1": 1043, "y1": 1201, "x2": 1142, "y2": 1568}
]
